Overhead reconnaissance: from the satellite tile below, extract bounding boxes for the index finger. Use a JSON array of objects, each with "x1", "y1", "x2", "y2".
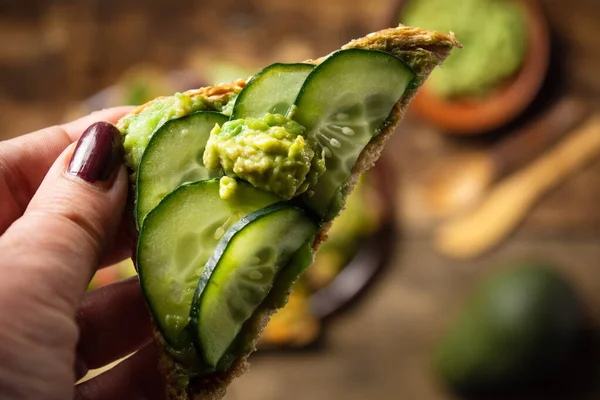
[{"x1": 0, "y1": 106, "x2": 133, "y2": 234}]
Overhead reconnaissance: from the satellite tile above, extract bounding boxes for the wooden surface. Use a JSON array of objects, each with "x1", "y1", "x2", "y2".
[
  {"x1": 228, "y1": 241, "x2": 600, "y2": 400},
  {"x1": 1, "y1": 0, "x2": 600, "y2": 399}
]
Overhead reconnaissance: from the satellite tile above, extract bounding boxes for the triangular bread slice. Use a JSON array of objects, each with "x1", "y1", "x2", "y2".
[{"x1": 118, "y1": 24, "x2": 460, "y2": 400}]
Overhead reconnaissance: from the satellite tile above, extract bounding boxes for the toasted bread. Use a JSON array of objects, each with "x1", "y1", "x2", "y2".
[{"x1": 119, "y1": 24, "x2": 460, "y2": 400}]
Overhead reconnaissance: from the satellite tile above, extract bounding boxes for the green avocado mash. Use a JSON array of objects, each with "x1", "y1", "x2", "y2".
[
  {"x1": 402, "y1": 0, "x2": 527, "y2": 98},
  {"x1": 118, "y1": 93, "x2": 209, "y2": 171},
  {"x1": 219, "y1": 93, "x2": 238, "y2": 118},
  {"x1": 204, "y1": 113, "x2": 325, "y2": 200},
  {"x1": 118, "y1": 92, "x2": 239, "y2": 173}
]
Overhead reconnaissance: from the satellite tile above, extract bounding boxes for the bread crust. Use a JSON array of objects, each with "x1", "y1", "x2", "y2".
[{"x1": 120, "y1": 25, "x2": 460, "y2": 400}]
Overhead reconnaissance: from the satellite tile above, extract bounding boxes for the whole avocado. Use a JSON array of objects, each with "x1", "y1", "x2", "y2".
[{"x1": 434, "y1": 261, "x2": 582, "y2": 392}]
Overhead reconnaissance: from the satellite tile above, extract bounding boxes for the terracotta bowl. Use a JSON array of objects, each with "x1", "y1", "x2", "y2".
[{"x1": 403, "y1": 0, "x2": 551, "y2": 135}]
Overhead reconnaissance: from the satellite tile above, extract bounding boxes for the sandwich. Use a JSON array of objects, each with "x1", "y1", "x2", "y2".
[{"x1": 116, "y1": 24, "x2": 460, "y2": 400}]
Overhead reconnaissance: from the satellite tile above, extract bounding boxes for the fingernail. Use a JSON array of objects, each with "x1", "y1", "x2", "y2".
[{"x1": 67, "y1": 122, "x2": 123, "y2": 184}]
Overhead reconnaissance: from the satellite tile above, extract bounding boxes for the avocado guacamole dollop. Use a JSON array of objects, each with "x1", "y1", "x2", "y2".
[
  {"x1": 204, "y1": 113, "x2": 325, "y2": 200},
  {"x1": 402, "y1": 0, "x2": 527, "y2": 98}
]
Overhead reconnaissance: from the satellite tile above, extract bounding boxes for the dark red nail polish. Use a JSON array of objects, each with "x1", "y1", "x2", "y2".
[{"x1": 67, "y1": 121, "x2": 123, "y2": 183}]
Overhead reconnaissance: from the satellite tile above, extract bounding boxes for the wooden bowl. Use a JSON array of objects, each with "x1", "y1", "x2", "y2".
[{"x1": 404, "y1": 0, "x2": 551, "y2": 135}]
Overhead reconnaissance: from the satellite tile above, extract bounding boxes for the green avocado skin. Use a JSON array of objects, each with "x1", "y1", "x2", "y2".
[{"x1": 434, "y1": 261, "x2": 582, "y2": 391}]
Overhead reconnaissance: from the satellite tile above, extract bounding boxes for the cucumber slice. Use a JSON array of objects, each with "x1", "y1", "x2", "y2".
[
  {"x1": 190, "y1": 204, "x2": 318, "y2": 368},
  {"x1": 231, "y1": 63, "x2": 314, "y2": 119},
  {"x1": 292, "y1": 49, "x2": 415, "y2": 218},
  {"x1": 137, "y1": 179, "x2": 281, "y2": 348},
  {"x1": 136, "y1": 112, "x2": 227, "y2": 225},
  {"x1": 215, "y1": 241, "x2": 315, "y2": 371}
]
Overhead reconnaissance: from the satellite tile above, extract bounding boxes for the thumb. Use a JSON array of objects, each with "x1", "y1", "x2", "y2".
[{"x1": 0, "y1": 122, "x2": 128, "y2": 312}]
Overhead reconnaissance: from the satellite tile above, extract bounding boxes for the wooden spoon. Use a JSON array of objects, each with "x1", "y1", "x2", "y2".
[
  {"x1": 417, "y1": 97, "x2": 588, "y2": 220},
  {"x1": 435, "y1": 113, "x2": 600, "y2": 259}
]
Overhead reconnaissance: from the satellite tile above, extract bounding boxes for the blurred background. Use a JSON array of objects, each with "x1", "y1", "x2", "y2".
[{"x1": 2, "y1": 0, "x2": 600, "y2": 399}]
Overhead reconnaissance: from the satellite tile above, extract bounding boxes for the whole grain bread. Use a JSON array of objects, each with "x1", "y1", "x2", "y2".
[{"x1": 120, "y1": 24, "x2": 460, "y2": 400}]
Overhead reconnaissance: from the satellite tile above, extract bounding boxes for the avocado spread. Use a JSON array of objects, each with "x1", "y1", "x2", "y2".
[
  {"x1": 219, "y1": 93, "x2": 238, "y2": 117},
  {"x1": 204, "y1": 113, "x2": 325, "y2": 200},
  {"x1": 118, "y1": 92, "x2": 239, "y2": 173},
  {"x1": 402, "y1": 0, "x2": 527, "y2": 98},
  {"x1": 118, "y1": 93, "x2": 209, "y2": 171}
]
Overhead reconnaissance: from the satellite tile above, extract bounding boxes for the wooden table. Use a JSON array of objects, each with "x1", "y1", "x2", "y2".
[
  {"x1": 227, "y1": 2, "x2": 600, "y2": 399},
  {"x1": 0, "y1": 1, "x2": 599, "y2": 399}
]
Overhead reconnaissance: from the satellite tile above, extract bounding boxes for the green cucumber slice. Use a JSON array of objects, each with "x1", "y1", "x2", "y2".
[
  {"x1": 215, "y1": 241, "x2": 315, "y2": 371},
  {"x1": 190, "y1": 204, "x2": 318, "y2": 368},
  {"x1": 231, "y1": 63, "x2": 314, "y2": 119},
  {"x1": 292, "y1": 49, "x2": 415, "y2": 218},
  {"x1": 137, "y1": 179, "x2": 281, "y2": 348},
  {"x1": 136, "y1": 112, "x2": 227, "y2": 225}
]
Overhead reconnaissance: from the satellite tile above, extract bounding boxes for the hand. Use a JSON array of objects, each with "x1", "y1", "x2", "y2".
[{"x1": 0, "y1": 108, "x2": 164, "y2": 400}]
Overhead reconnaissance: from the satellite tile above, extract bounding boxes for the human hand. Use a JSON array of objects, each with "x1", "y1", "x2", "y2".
[{"x1": 0, "y1": 108, "x2": 164, "y2": 399}]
